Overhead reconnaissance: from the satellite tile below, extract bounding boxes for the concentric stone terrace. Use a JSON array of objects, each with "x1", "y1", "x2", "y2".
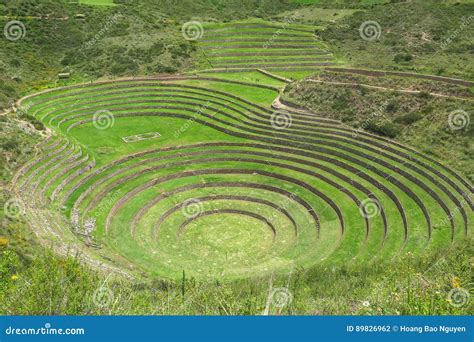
[
  {"x1": 200, "y1": 20, "x2": 335, "y2": 74},
  {"x1": 13, "y1": 76, "x2": 473, "y2": 279}
]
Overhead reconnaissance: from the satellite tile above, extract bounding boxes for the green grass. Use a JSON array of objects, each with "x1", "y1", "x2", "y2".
[
  {"x1": 1, "y1": 236, "x2": 472, "y2": 314},
  {"x1": 78, "y1": 0, "x2": 116, "y2": 6},
  {"x1": 288, "y1": 0, "x2": 389, "y2": 4},
  {"x1": 194, "y1": 71, "x2": 287, "y2": 87}
]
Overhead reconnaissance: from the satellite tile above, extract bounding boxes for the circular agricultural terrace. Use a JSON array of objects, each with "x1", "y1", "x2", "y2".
[
  {"x1": 11, "y1": 19, "x2": 473, "y2": 279},
  {"x1": 12, "y1": 75, "x2": 472, "y2": 279}
]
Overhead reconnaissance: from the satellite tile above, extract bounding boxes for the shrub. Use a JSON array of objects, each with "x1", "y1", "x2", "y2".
[
  {"x1": 385, "y1": 100, "x2": 399, "y2": 113},
  {"x1": 365, "y1": 121, "x2": 400, "y2": 138},
  {"x1": 1, "y1": 139, "x2": 20, "y2": 152},
  {"x1": 417, "y1": 91, "x2": 431, "y2": 99},
  {"x1": 394, "y1": 53, "x2": 413, "y2": 63},
  {"x1": 394, "y1": 112, "x2": 423, "y2": 125},
  {"x1": 169, "y1": 42, "x2": 192, "y2": 58},
  {"x1": 23, "y1": 114, "x2": 45, "y2": 131},
  {"x1": 110, "y1": 55, "x2": 138, "y2": 74},
  {"x1": 331, "y1": 91, "x2": 350, "y2": 111},
  {"x1": 155, "y1": 63, "x2": 177, "y2": 73},
  {"x1": 128, "y1": 48, "x2": 152, "y2": 63},
  {"x1": 421, "y1": 105, "x2": 434, "y2": 114},
  {"x1": 149, "y1": 41, "x2": 164, "y2": 55}
]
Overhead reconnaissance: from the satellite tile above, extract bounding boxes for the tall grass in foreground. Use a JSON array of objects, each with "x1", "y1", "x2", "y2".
[{"x1": 0, "y1": 237, "x2": 472, "y2": 315}]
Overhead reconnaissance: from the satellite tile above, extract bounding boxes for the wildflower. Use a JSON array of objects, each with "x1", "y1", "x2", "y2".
[
  {"x1": 11, "y1": 274, "x2": 18, "y2": 281},
  {"x1": 451, "y1": 276, "x2": 461, "y2": 289},
  {"x1": 362, "y1": 300, "x2": 370, "y2": 307}
]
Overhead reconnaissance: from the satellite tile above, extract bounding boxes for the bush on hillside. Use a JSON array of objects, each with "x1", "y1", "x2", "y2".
[
  {"x1": 394, "y1": 112, "x2": 423, "y2": 125},
  {"x1": 23, "y1": 114, "x2": 45, "y2": 131},
  {"x1": 365, "y1": 121, "x2": 400, "y2": 138}
]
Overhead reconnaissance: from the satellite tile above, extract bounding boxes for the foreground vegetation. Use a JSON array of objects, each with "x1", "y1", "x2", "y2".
[{"x1": 1, "y1": 236, "x2": 472, "y2": 314}]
